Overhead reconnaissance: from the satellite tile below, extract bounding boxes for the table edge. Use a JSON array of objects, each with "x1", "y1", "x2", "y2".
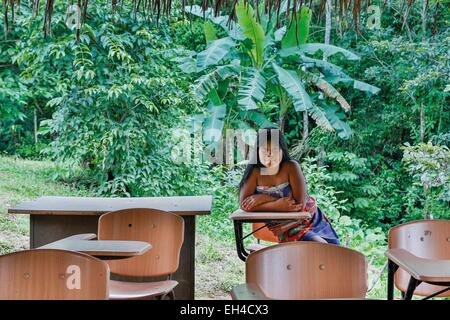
[
  {"x1": 8, "y1": 209, "x2": 211, "y2": 216},
  {"x1": 39, "y1": 241, "x2": 152, "y2": 257},
  {"x1": 230, "y1": 212, "x2": 312, "y2": 220}
]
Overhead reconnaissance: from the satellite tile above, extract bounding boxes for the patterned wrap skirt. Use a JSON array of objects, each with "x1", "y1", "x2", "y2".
[{"x1": 274, "y1": 196, "x2": 340, "y2": 244}]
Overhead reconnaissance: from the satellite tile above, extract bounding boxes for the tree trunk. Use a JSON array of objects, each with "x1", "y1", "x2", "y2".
[
  {"x1": 3, "y1": 0, "x2": 8, "y2": 40},
  {"x1": 421, "y1": 0, "x2": 428, "y2": 43},
  {"x1": 302, "y1": 111, "x2": 309, "y2": 142},
  {"x1": 318, "y1": 145, "x2": 326, "y2": 167},
  {"x1": 279, "y1": 111, "x2": 285, "y2": 133},
  {"x1": 324, "y1": 0, "x2": 332, "y2": 47},
  {"x1": 423, "y1": 184, "x2": 433, "y2": 220},
  {"x1": 34, "y1": 108, "x2": 38, "y2": 145},
  {"x1": 420, "y1": 103, "x2": 425, "y2": 142},
  {"x1": 437, "y1": 100, "x2": 443, "y2": 134}
]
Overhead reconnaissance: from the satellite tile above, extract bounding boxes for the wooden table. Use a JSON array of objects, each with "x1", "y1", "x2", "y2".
[
  {"x1": 8, "y1": 195, "x2": 212, "y2": 300},
  {"x1": 38, "y1": 234, "x2": 151, "y2": 260},
  {"x1": 229, "y1": 209, "x2": 311, "y2": 261},
  {"x1": 385, "y1": 248, "x2": 450, "y2": 300}
]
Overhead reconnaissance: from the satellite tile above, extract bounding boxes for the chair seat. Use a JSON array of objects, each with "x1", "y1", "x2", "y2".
[
  {"x1": 109, "y1": 279, "x2": 178, "y2": 300},
  {"x1": 247, "y1": 243, "x2": 268, "y2": 252}
]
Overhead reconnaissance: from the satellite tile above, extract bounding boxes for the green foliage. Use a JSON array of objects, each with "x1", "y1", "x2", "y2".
[
  {"x1": 272, "y1": 63, "x2": 313, "y2": 112},
  {"x1": 238, "y1": 68, "x2": 266, "y2": 110},
  {"x1": 204, "y1": 21, "x2": 218, "y2": 44},
  {"x1": 0, "y1": 2, "x2": 216, "y2": 197},
  {"x1": 402, "y1": 142, "x2": 450, "y2": 219},
  {"x1": 281, "y1": 6, "x2": 311, "y2": 48},
  {"x1": 181, "y1": 3, "x2": 379, "y2": 141},
  {"x1": 196, "y1": 37, "x2": 236, "y2": 72},
  {"x1": 235, "y1": 0, "x2": 265, "y2": 67}
]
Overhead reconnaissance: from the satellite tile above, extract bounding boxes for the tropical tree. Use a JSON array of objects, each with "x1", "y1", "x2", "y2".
[{"x1": 176, "y1": 1, "x2": 380, "y2": 147}]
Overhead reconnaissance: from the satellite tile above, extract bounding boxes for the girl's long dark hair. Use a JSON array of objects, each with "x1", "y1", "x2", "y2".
[{"x1": 238, "y1": 127, "x2": 291, "y2": 190}]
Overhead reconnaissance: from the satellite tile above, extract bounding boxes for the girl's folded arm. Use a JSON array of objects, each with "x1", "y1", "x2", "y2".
[{"x1": 244, "y1": 198, "x2": 282, "y2": 212}]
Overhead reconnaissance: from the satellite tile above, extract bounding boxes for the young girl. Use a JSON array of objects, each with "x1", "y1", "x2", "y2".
[{"x1": 239, "y1": 127, "x2": 340, "y2": 244}]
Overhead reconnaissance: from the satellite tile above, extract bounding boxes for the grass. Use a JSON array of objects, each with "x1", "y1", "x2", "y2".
[
  {"x1": 0, "y1": 155, "x2": 243, "y2": 299},
  {"x1": 0, "y1": 156, "x2": 90, "y2": 255}
]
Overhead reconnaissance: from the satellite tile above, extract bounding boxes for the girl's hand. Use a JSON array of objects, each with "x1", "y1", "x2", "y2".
[
  {"x1": 274, "y1": 196, "x2": 304, "y2": 212},
  {"x1": 241, "y1": 194, "x2": 275, "y2": 211}
]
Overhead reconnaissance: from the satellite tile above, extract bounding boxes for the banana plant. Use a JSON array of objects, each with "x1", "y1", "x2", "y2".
[{"x1": 177, "y1": 1, "x2": 380, "y2": 143}]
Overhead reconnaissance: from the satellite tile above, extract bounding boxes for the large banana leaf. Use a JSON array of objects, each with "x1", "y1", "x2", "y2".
[
  {"x1": 216, "y1": 63, "x2": 241, "y2": 79},
  {"x1": 302, "y1": 71, "x2": 351, "y2": 112},
  {"x1": 207, "y1": 88, "x2": 223, "y2": 105},
  {"x1": 301, "y1": 56, "x2": 345, "y2": 77},
  {"x1": 323, "y1": 105, "x2": 353, "y2": 139},
  {"x1": 308, "y1": 104, "x2": 334, "y2": 131},
  {"x1": 177, "y1": 56, "x2": 198, "y2": 73},
  {"x1": 326, "y1": 76, "x2": 381, "y2": 95},
  {"x1": 238, "y1": 69, "x2": 266, "y2": 110},
  {"x1": 193, "y1": 64, "x2": 240, "y2": 98},
  {"x1": 273, "y1": 63, "x2": 312, "y2": 112},
  {"x1": 240, "y1": 110, "x2": 276, "y2": 128},
  {"x1": 193, "y1": 71, "x2": 218, "y2": 98},
  {"x1": 185, "y1": 5, "x2": 245, "y2": 40},
  {"x1": 353, "y1": 80, "x2": 381, "y2": 95},
  {"x1": 204, "y1": 99, "x2": 227, "y2": 144},
  {"x1": 235, "y1": 1, "x2": 265, "y2": 68},
  {"x1": 280, "y1": 43, "x2": 360, "y2": 61},
  {"x1": 185, "y1": 4, "x2": 214, "y2": 17},
  {"x1": 204, "y1": 21, "x2": 218, "y2": 44},
  {"x1": 196, "y1": 37, "x2": 236, "y2": 72},
  {"x1": 281, "y1": 6, "x2": 312, "y2": 48},
  {"x1": 274, "y1": 26, "x2": 286, "y2": 42}
]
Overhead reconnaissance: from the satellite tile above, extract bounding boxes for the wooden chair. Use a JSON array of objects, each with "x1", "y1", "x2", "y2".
[
  {"x1": 231, "y1": 242, "x2": 368, "y2": 299},
  {"x1": 386, "y1": 219, "x2": 450, "y2": 299},
  {"x1": 98, "y1": 208, "x2": 184, "y2": 300},
  {"x1": 0, "y1": 249, "x2": 109, "y2": 300}
]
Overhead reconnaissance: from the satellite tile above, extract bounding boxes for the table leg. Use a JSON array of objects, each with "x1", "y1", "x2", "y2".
[
  {"x1": 170, "y1": 215, "x2": 195, "y2": 300},
  {"x1": 29, "y1": 214, "x2": 196, "y2": 300},
  {"x1": 387, "y1": 259, "x2": 399, "y2": 300}
]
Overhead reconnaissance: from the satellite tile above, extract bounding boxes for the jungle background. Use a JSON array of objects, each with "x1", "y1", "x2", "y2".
[{"x1": 0, "y1": 0, "x2": 449, "y2": 299}]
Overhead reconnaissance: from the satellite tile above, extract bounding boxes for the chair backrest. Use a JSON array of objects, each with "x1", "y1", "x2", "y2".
[
  {"x1": 98, "y1": 208, "x2": 184, "y2": 278},
  {"x1": 388, "y1": 219, "x2": 450, "y2": 297},
  {"x1": 252, "y1": 223, "x2": 279, "y2": 243},
  {"x1": 0, "y1": 249, "x2": 109, "y2": 300},
  {"x1": 246, "y1": 242, "x2": 367, "y2": 299}
]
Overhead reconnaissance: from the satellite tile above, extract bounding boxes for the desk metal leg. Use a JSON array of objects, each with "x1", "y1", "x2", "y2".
[
  {"x1": 387, "y1": 259, "x2": 399, "y2": 300},
  {"x1": 233, "y1": 220, "x2": 249, "y2": 262},
  {"x1": 404, "y1": 276, "x2": 421, "y2": 300}
]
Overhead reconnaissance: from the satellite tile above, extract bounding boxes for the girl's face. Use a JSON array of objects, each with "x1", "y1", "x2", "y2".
[{"x1": 259, "y1": 140, "x2": 283, "y2": 169}]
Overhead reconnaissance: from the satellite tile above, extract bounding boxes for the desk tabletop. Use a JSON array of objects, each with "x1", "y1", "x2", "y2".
[
  {"x1": 8, "y1": 195, "x2": 213, "y2": 216},
  {"x1": 385, "y1": 248, "x2": 450, "y2": 282},
  {"x1": 39, "y1": 239, "x2": 152, "y2": 258},
  {"x1": 229, "y1": 209, "x2": 311, "y2": 221}
]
